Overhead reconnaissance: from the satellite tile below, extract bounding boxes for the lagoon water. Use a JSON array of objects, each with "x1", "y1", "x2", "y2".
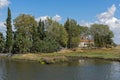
[{"x1": 0, "y1": 58, "x2": 120, "y2": 80}]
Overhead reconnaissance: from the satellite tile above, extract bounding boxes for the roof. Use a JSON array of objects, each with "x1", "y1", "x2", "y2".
[{"x1": 80, "y1": 40, "x2": 94, "y2": 42}]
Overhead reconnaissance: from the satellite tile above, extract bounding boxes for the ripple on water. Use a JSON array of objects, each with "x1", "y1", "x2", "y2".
[{"x1": 0, "y1": 58, "x2": 120, "y2": 80}]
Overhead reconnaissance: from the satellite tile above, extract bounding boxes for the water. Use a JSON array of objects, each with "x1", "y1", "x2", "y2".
[{"x1": 0, "y1": 58, "x2": 120, "y2": 80}]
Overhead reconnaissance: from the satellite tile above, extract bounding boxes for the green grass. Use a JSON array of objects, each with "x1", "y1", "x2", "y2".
[
  {"x1": 10, "y1": 47, "x2": 120, "y2": 63},
  {"x1": 66, "y1": 49, "x2": 120, "y2": 60}
]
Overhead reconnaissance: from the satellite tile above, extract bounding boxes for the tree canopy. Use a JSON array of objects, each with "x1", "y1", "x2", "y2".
[
  {"x1": 0, "y1": 7, "x2": 115, "y2": 54},
  {"x1": 5, "y1": 7, "x2": 13, "y2": 53},
  {"x1": 64, "y1": 19, "x2": 80, "y2": 48},
  {"x1": 90, "y1": 24, "x2": 114, "y2": 48}
]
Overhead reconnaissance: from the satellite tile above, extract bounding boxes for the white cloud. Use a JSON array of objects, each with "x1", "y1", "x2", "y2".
[
  {"x1": 0, "y1": 22, "x2": 6, "y2": 35},
  {"x1": 80, "y1": 20, "x2": 93, "y2": 27},
  {"x1": 80, "y1": 4, "x2": 120, "y2": 44},
  {"x1": 97, "y1": 4, "x2": 120, "y2": 44},
  {"x1": 36, "y1": 14, "x2": 62, "y2": 22},
  {"x1": 52, "y1": 14, "x2": 61, "y2": 22},
  {"x1": 0, "y1": 21, "x2": 15, "y2": 36},
  {"x1": 97, "y1": 4, "x2": 120, "y2": 29},
  {"x1": 97, "y1": 4, "x2": 116, "y2": 20},
  {"x1": 0, "y1": 0, "x2": 10, "y2": 9},
  {"x1": 36, "y1": 16, "x2": 49, "y2": 22},
  {"x1": 0, "y1": 22, "x2": 4, "y2": 27}
]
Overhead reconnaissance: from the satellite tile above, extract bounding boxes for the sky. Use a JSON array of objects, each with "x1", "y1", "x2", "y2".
[{"x1": 0, "y1": 0, "x2": 120, "y2": 44}]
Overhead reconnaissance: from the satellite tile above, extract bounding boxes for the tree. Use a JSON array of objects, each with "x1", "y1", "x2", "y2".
[
  {"x1": 13, "y1": 14, "x2": 37, "y2": 53},
  {"x1": 5, "y1": 7, "x2": 13, "y2": 53},
  {"x1": 32, "y1": 18, "x2": 62, "y2": 53},
  {"x1": 38, "y1": 20, "x2": 45, "y2": 40},
  {"x1": 13, "y1": 32, "x2": 33, "y2": 53},
  {"x1": 90, "y1": 24, "x2": 114, "y2": 48},
  {"x1": 46, "y1": 19, "x2": 68, "y2": 47},
  {"x1": 31, "y1": 19, "x2": 46, "y2": 52},
  {"x1": 43, "y1": 33, "x2": 60, "y2": 53},
  {"x1": 64, "y1": 18, "x2": 80, "y2": 48},
  {"x1": 79, "y1": 26, "x2": 90, "y2": 36},
  {"x1": 0, "y1": 33, "x2": 5, "y2": 52},
  {"x1": 31, "y1": 24, "x2": 43, "y2": 52}
]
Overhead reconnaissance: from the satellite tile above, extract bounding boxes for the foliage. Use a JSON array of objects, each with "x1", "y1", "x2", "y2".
[
  {"x1": 5, "y1": 7, "x2": 13, "y2": 53},
  {"x1": 12, "y1": 32, "x2": 32, "y2": 54},
  {"x1": 37, "y1": 20, "x2": 45, "y2": 40},
  {"x1": 90, "y1": 24, "x2": 114, "y2": 48},
  {"x1": 1, "y1": 8, "x2": 116, "y2": 54},
  {"x1": 31, "y1": 25, "x2": 40, "y2": 52},
  {"x1": 64, "y1": 18, "x2": 80, "y2": 48},
  {"x1": 42, "y1": 34, "x2": 60, "y2": 53},
  {"x1": 46, "y1": 19, "x2": 68, "y2": 47},
  {"x1": 13, "y1": 14, "x2": 37, "y2": 53},
  {"x1": 31, "y1": 24, "x2": 45, "y2": 53},
  {"x1": 0, "y1": 33, "x2": 5, "y2": 52},
  {"x1": 79, "y1": 26, "x2": 90, "y2": 36}
]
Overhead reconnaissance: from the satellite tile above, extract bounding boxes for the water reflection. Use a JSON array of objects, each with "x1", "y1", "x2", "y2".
[
  {"x1": 109, "y1": 62, "x2": 120, "y2": 80},
  {"x1": 0, "y1": 58, "x2": 120, "y2": 80},
  {"x1": 0, "y1": 59, "x2": 8, "y2": 80}
]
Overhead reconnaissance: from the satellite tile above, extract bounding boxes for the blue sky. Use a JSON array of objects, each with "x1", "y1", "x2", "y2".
[
  {"x1": 0, "y1": 0, "x2": 120, "y2": 22},
  {"x1": 0, "y1": 0, "x2": 120, "y2": 44}
]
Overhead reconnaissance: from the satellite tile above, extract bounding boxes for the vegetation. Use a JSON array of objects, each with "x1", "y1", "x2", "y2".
[
  {"x1": 64, "y1": 19, "x2": 80, "y2": 48},
  {"x1": 13, "y1": 14, "x2": 37, "y2": 53},
  {"x1": 0, "y1": 7, "x2": 115, "y2": 54},
  {"x1": 0, "y1": 33, "x2": 5, "y2": 53},
  {"x1": 47, "y1": 19, "x2": 68, "y2": 47},
  {"x1": 11, "y1": 47, "x2": 120, "y2": 64},
  {"x1": 90, "y1": 24, "x2": 114, "y2": 48},
  {"x1": 5, "y1": 7, "x2": 13, "y2": 53}
]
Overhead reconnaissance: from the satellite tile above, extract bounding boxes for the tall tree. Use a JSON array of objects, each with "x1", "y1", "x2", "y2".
[
  {"x1": 5, "y1": 7, "x2": 13, "y2": 53},
  {"x1": 31, "y1": 24, "x2": 42, "y2": 52},
  {"x1": 64, "y1": 18, "x2": 80, "y2": 48},
  {"x1": 46, "y1": 19, "x2": 68, "y2": 47},
  {"x1": 38, "y1": 20, "x2": 45, "y2": 40},
  {"x1": 90, "y1": 24, "x2": 114, "y2": 48},
  {"x1": 13, "y1": 14, "x2": 37, "y2": 53},
  {"x1": 0, "y1": 32, "x2": 5, "y2": 53},
  {"x1": 31, "y1": 19, "x2": 46, "y2": 52}
]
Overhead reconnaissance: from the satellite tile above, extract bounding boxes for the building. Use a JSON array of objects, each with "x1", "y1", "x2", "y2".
[{"x1": 78, "y1": 36, "x2": 94, "y2": 48}]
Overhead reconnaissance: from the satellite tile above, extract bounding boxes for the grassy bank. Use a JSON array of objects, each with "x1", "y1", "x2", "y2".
[{"x1": 9, "y1": 47, "x2": 120, "y2": 64}]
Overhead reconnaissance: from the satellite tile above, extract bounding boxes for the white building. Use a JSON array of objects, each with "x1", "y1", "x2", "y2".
[{"x1": 78, "y1": 36, "x2": 94, "y2": 48}]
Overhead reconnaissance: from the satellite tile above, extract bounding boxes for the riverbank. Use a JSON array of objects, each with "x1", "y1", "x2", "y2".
[
  {"x1": 11, "y1": 47, "x2": 120, "y2": 64},
  {"x1": 1, "y1": 47, "x2": 120, "y2": 64}
]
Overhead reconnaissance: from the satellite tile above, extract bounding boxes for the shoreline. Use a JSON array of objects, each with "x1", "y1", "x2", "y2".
[{"x1": 0, "y1": 48, "x2": 120, "y2": 64}]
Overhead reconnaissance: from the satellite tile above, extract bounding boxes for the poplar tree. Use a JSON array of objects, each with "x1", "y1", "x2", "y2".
[
  {"x1": 0, "y1": 32, "x2": 5, "y2": 52},
  {"x1": 64, "y1": 18, "x2": 80, "y2": 48},
  {"x1": 6, "y1": 7, "x2": 13, "y2": 53},
  {"x1": 38, "y1": 20, "x2": 45, "y2": 40}
]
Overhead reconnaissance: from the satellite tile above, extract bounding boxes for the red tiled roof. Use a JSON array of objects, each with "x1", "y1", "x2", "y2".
[{"x1": 80, "y1": 40, "x2": 94, "y2": 42}]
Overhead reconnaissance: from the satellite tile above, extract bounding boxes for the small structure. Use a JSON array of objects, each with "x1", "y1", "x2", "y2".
[{"x1": 78, "y1": 36, "x2": 94, "y2": 48}]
